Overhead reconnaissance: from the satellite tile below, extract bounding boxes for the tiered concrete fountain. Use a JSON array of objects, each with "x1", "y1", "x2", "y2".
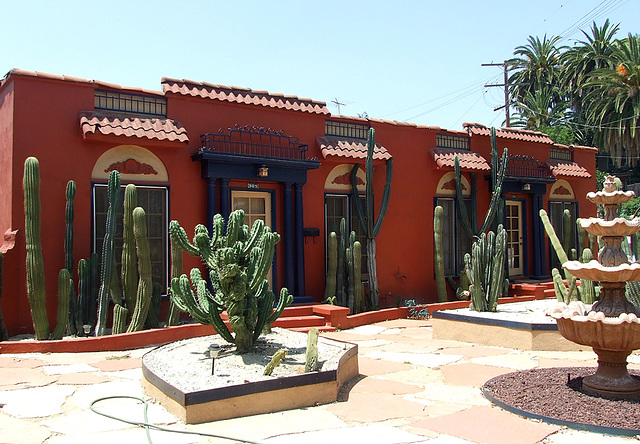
[{"x1": 553, "y1": 176, "x2": 640, "y2": 399}]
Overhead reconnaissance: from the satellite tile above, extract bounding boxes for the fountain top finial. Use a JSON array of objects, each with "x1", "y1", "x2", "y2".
[{"x1": 603, "y1": 175, "x2": 617, "y2": 193}]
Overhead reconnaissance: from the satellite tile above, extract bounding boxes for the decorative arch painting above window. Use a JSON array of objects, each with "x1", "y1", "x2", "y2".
[
  {"x1": 92, "y1": 145, "x2": 168, "y2": 182},
  {"x1": 324, "y1": 164, "x2": 366, "y2": 192},
  {"x1": 436, "y1": 172, "x2": 471, "y2": 196},
  {"x1": 549, "y1": 179, "x2": 575, "y2": 200}
]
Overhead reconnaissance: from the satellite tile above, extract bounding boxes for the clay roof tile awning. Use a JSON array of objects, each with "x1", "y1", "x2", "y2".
[
  {"x1": 547, "y1": 159, "x2": 592, "y2": 178},
  {"x1": 162, "y1": 78, "x2": 330, "y2": 115},
  {"x1": 80, "y1": 111, "x2": 189, "y2": 146},
  {"x1": 317, "y1": 136, "x2": 391, "y2": 160},
  {"x1": 431, "y1": 148, "x2": 491, "y2": 171}
]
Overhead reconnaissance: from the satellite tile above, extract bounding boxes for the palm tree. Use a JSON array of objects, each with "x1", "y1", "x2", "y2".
[
  {"x1": 511, "y1": 85, "x2": 570, "y2": 130},
  {"x1": 561, "y1": 20, "x2": 620, "y2": 119},
  {"x1": 508, "y1": 35, "x2": 566, "y2": 106},
  {"x1": 584, "y1": 34, "x2": 640, "y2": 166}
]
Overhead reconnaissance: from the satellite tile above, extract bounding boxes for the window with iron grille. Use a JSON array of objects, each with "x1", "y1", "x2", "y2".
[
  {"x1": 436, "y1": 134, "x2": 470, "y2": 150},
  {"x1": 325, "y1": 120, "x2": 369, "y2": 139},
  {"x1": 95, "y1": 90, "x2": 167, "y2": 117},
  {"x1": 550, "y1": 147, "x2": 573, "y2": 161}
]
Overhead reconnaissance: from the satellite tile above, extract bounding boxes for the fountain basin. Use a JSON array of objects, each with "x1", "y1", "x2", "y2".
[
  {"x1": 564, "y1": 260, "x2": 640, "y2": 282},
  {"x1": 579, "y1": 217, "x2": 640, "y2": 236},
  {"x1": 554, "y1": 316, "x2": 640, "y2": 398},
  {"x1": 587, "y1": 190, "x2": 636, "y2": 205},
  {"x1": 553, "y1": 315, "x2": 640, "y2": 351}
]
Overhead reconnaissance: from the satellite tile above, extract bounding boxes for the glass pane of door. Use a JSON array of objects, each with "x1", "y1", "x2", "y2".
[
  {"x1": 232, "y1": 191, "x2": 272, "y2": 285},
  {"x1": 505, "y1": 200, "x2": 523, "y2": 276}
]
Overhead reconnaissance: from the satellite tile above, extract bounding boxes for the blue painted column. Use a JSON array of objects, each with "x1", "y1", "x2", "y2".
[
  {"x1": 531, "y1": 193, "x2": 548, "y2": 279},
  {"x1": 283, "y1": 182, "x2": 295, "y2": 293},
  {"x1": 294, "y1": 183, "x2": 308, "y2": 299},
  {"x1": 206, "y1": 178, "x2": 217, "y2": 236},
  {"x1": 220, "y1": 178, "x2": 230, "y2": 219}
]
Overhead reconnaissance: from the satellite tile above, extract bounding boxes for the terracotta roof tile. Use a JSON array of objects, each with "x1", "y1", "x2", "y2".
[
  {"x1": 80, "y1": 111, "x2": 189, "y2": 144},
  {"x1": 463, "y1": 122, "x2": 554, "y2": 144},
  {"x1": 1, "y1": 69, "x2": 164, "y2": 96},
  {"x1": 317, "y1": 136, "x2": 391, "y2": 160},
  {"x1": 430, "y1": 148, "x2": 491, "y2": 171},
  {"x1": 547, "y1": 159, "x2": 592, "y2": 178},
  {"x1": 162, "y1": 77, "x2": 330, "y2": 115}
]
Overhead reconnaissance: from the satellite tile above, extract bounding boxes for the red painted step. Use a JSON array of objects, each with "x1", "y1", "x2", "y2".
[{"x1": 272, "y1": 315, "x2": 326, "y2": 329}]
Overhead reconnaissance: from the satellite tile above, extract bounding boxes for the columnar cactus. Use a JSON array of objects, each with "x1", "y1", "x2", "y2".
[
  {"x1": 336, "y1": 218, "x2": 346, "y2": 306},
  {"x1": 96, "y1": 170, "x2": 121, "y2": 336},
  {"x1": 350, "y1": 128, "x2": 392, "y2": 310},
  {"x1": 23, "y1": 157, "x2": 50, "y2": 340},
  {"x1": 121, "y1": 184, "x2": 138, "y2": 314},
  {"x1": 77, "y1": 258, "x2": 91, "y2": 335},
  {"x1": 464, "y1": 225, "x2": 508, "y2": 312},
  {"x1": 323, "y1": 231, "x2": 337, "y2": 303},
  {"x1": 166, "y1": 235, "x2": 184, "y2": 326},
  {"x1": 434, "y1": 205, "x2": 447, "y2": 302},
  {"x1": 126, "y1": 207, "x2": 152, "y2": 332},
  {"x1": 169, "y1": 210, "x2": 292, "y2": 353},
  {"x1": 50, "y1": 269, "x2": 71, "y2": 340},
  {"x1": 64, "y1": 180, "x2": 77, "y2": 335}
]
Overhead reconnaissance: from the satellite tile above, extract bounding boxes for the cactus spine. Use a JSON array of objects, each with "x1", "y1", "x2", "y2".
[
  {"x1": 169, "y1": 210, "x2": 292, "y2": 353},
  {"x1": 434, "y1": 205, "x2": 447, "y2": 302},
  {"x1": 464, "y1": 225, "x2": 508, "y2": 312},
  {"x1": 23, "y1": 157, "x2": 50, "y2": 340},
  {"x1": 350, "y1": 128, "x2": 392, "y2": 310},
  {"x1": 96, "y1": 171, "x2": 121, "y2": 336}
]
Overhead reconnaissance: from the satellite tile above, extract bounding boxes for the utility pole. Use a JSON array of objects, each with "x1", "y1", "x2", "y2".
[
  {"x1": 482, "y1": 62, "x2": 510, "y2": 127},
  {"x1": 331, "y1": 98, "x2": 346, "y2": 115}
]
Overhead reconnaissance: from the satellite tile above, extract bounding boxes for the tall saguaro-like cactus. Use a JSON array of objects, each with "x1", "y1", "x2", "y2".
[
  {"x1": 169, "y1": 210, "x2": 292, "y2": 353},
  {"x1": 454, "y1": 127, "x2": 508, "y2": 238},
  {"x1": 23, "y1": 157, "x2": 50, "y2": 339},
  {"x1": 95, "y1": 170, "x2": 122, "y2": 336},
  {"x1": 350, "y1": 128, "x2": 392, "y2": 309}
]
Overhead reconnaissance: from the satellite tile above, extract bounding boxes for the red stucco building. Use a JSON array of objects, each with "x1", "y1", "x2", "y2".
[{"x1": 0, "y1": 69, "x2": 596, "y2": 335}]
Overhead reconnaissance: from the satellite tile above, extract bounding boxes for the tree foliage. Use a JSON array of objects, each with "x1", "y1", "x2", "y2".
[{"x1": 508, "y1": 21, "x2": 640, "y2": 166}]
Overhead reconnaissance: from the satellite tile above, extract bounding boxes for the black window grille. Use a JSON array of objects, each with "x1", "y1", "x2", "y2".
[
  {"x1": 95, "y1": 90, "x2": 167, "y2": 117},
  {"x1": 550, "y1": 147, "x2": 573, "y2": 161},
  {"x1": 436, "y1": 134, "x2": 470, "y2": 150},
  {"x1": 325, "y1": 120, "x2": 369, "y2": 139}
]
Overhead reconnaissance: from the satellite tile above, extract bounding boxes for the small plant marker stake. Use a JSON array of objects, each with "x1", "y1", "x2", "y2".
[{"x1": 210, "y1": 350, "x2": 219, "y2": 375}]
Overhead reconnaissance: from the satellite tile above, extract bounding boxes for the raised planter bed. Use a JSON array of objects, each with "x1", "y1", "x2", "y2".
[
  {"x1": 432, "y1": 298, "x2": 587, "y2": 351},
  {"x1": 141, "y1": 329, "x2": 358, "y2": 424}
]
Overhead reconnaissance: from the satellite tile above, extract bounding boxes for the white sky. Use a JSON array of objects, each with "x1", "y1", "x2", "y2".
[{"x1": 2, "y1": 0, "x2": 637, "y2": 130}]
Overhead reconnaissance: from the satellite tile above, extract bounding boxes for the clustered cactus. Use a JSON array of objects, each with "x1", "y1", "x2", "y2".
[
  {"x1": 324, "y1": 218, "x2": 365, "y2": 313},
  {"x1": 169, "y1": 210, "x2": 292, "y2": 353},
  {"x1": 464, "y1": 225, "x2": 509, "y2": 312},
  {"x1": 21, "y1": 158, "x2": 165, "y2": 340}
]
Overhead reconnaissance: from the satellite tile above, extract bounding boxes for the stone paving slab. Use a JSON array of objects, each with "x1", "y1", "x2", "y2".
[
  {"x1": 1, "y1": 318, "x2": 638, "y2": 443},
  {"x1": 263, "y1": 424, "x2": 431, "y2": 443},
  {"x1": 411, "y1": 405, "x2": 561, "y2": 444}
]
